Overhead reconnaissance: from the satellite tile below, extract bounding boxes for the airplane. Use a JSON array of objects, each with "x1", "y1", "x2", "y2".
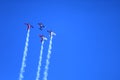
[
  {"x1": 39, "y1": 34, "x2": 47, "y2": 42},
  {"x1": 24, "y1": 23, "x2": 34, "y2": 30},
  {"x1": 47, "y1": 30, "x2": 56, "y2": 36},
  {"x1": 38, "y1": 23, "x2": 45, "y2": 30}
]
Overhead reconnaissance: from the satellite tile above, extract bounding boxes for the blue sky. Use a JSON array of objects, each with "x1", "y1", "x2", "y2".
[{"x1": 0, "y1": 0, "x2": 120, "y2": 80}]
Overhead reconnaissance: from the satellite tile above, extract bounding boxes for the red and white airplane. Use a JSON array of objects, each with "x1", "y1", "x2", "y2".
[
  {"x1": 24, "y1": 23, "x2": 34, "y2": 30},
  {"x1": 47, "y1": 30, "x2": 56, "y2": 36},
  {"x1": 39, "y1": 34, "x2": 47, "y2": 42}
]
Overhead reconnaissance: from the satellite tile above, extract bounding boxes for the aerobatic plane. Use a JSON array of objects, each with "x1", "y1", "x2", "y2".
[
  {"x1": 47, "y1": 30, "x2": 56, "y2": 36},
  {"x1": 39, "y1": 34, "x2": 47, "y2": 42},
  {"x1": 24, "y1": 23, "x2": 33, "y2": 30},
  {"x1": 38, "y1": 23, "x2": 45, "y2": 30}
]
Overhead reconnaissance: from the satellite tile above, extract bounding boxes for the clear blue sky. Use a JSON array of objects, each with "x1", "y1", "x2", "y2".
[{"x1": 0, "y1": 0, "x2": 120, "y2": 80}]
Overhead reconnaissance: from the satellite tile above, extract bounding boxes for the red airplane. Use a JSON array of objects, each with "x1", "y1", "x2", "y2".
[
  {"x1": 47, "y1": 30, "x2": 56, "y2": 36},
  {"x1": 39, "y1": 34, "x2": 47, "y2": 42},
  {"x1": 38, "y1": 22, "x2": 45, "y2": 31},
  {"x1": 24, "y1": 23, "x2": 34, "y2": 30}
]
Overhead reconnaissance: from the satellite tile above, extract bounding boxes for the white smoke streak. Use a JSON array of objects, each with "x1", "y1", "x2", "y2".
[
  {"x1": 19, "y1": 29, "x2": 30, "y2": 80},
  {"x1": 43, "y1": 35, "x2": 53, "y2": 80},
  {"x1": 36, "y1": 40, "x2": 45, "y2": 80}
]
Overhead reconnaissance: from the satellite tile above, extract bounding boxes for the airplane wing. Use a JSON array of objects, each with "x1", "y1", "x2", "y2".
[{"x1": 41, "y1": 39, "x2": 43, "y2": 42}]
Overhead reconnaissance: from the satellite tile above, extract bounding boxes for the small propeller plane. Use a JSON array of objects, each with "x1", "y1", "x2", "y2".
[
  {"x1": 47, "y1": 30, "x2": 56, "y2": 36},
  {"x1": 38, "y1": 23, "x2": 45, "y2": 30},
  {"x1": 39, "y1": 34, "x2": 47, "y2": 42},
  {"x1": 24, "y1": 23, "x2": 33, "y2": 30}
]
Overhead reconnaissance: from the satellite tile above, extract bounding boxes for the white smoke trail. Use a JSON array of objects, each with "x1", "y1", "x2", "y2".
[
  {"x1": 36, "y1": 40, "x2": 45, "y2": 80},
  {"x1": 43, "y1": 35, "x2": 53, "y2": 80},
  {"x1": 19, "y1": 29, "x2": 30, "y2": 80}
]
